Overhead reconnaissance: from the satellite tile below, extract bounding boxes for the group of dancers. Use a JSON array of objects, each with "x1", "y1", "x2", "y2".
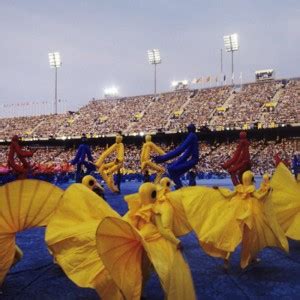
[{"x1": 1, "y1": 125, "x2": 300, "y2": 299}]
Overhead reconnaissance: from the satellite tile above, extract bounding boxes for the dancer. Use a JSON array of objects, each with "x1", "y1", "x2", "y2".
[
  {"x1": 221, "y1": 131, "x2": 251, "y2": 186},
  {"x1": 167, "y1": 170, "x2": 288, "y2": 269},
  {"x1": 7, "y1": 135, "x2": 34, "y2": 179},
  {"x1": 46, "y1": 182, "x2": 195, "y2": 299},
  {"x1": 96, "y1": 182, "x2": 196, "y2": 300},
  {"x1": 141, "y1": 134, "x2": 165, "y2": 183},
  {"x1": 95, "y1": 135, "x2": 124, "y2": 193},
  {"x1": 154, "y1": 124, "x2": 199, "y2": 189},
  {"x1": 70, "y1": 134, "x2": 95, "y2": 183},
  {"x1": 0, "y1": 180, "x2": 63, "y2": 286}
]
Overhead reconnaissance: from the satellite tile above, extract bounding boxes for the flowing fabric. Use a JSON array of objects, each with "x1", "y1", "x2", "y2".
[
  {"x1": 168, "y1": 181, "x2": 288, "y2": 268},
  {"x1": 270, "y1": 163, "x2": 300, "y2": 240},
  {"x1": 0, "y1": 180, "x2": 63, "y2": 285},
  {"x1": 45, "y1": 184, "x2": 122, "y2": 299},
  {"x1": 96, "y1": 217, "x2": 196, "y2": 300}
]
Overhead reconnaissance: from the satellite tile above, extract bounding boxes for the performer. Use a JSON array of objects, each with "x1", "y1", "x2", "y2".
[
  {"x1": 70, "y1": 134, "x2": 95, "y2": 183},
  {"x1": 221, "y1": 131, "x2": 251, "y2": 186},
  {"x1": 95, "y1": 135, "x2": 124, "y2": 193},
  {"x1": 141, "y1": 134, "x2": 166, "y2": 183},
  {"x1": 7, "y1": 135, "x2": 34, "y2": 179},
  {"x1": 166, "y1": 171, "x2": 288, "y2": 270},
  {"x1": 46, "y1": 182, "x2": 196, "y2": 299},
  {"x1": 154, "y1": 124, "x2": 199, "y2": 189}
]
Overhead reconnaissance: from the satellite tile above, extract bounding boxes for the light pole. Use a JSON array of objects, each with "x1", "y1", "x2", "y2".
[
  {"x1": 48, "y1": 52, "x2": 62, "y2": 114},
  {"x1": 147, "y1": 49, "x2": 161, "y2": 94},
  {"x1": 223, "y1": 34, "x2": 239, "y2": 85}
]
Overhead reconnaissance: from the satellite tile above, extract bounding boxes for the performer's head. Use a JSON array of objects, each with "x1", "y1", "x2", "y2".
[
  {"x1": 82, "y1": 175, "x2": 105, "y2": 197},
  {"x1": 159, "y1": 177, "x2": 172, "y2": 192},
  {"x1": 12, "y1": 135, "x2": 19, "y2": 142},
  {"x1": 187, "y1": 123, "x2": 196, "y2": 133},
  {"x1": 145, "y1": 135, "x2": 152, "y2": 142},
  {"x1": 116, "y1": 135, "x2": 123, "y2": 144},
  {"x1": 139, "y1": 182, "x2": 157, "y2": 205},
  {"x1": 242, "y1": 170, "x2": 254, "y2": 186},
  {"x1": 239, "y1": 131, "x2": 247, "y2": 139}
]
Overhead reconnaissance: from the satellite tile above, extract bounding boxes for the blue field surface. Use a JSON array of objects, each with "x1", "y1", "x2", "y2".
[{"x1": 1, "y1": 178, "x2": 300, "y2": 299}]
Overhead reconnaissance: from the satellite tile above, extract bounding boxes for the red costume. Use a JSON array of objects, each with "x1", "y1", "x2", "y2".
[
  {"x1": 7, "y1": 135, "x2": 34, "y2": 179},
  {"x1": 221, "y1": 131, "x2": 251, "y2": 186},
  {"x1": 274, "y1": 152, "x2": 290, "y2": 168}
]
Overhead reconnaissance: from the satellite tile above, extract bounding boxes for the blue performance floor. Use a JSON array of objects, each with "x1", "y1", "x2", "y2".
[{"x1": 1, "y1": 178, "x2": 300, "y2": 299}]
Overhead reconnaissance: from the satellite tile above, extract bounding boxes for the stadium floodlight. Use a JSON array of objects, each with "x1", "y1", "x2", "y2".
[
  {"x1": 104, "y1": 86, "x2": 119, "y2": 98},
  {"x1": 171, "y1": 79, "x2": 189, "y2": 90},
  {"x1": 48, "y1": 52, "x2": 62, "y2": 114},
  {"x1": 147, "y1": 49, "x2": 161, "y2": 94},
  {"x1": 223, "y1": 34, "x2": 239, "y2": 84}
]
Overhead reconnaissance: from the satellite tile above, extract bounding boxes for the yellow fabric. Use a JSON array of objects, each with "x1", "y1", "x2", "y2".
[
  {"x1": 96, "y1": 217, "x2": 143, "y2": 300},
  {"x1": 97, "y1": 217, "x2": 196, "y2": 300},
  {"x1": 270, "y1": 163, "x2": 300, "y2": 240},
  {"x1": 168, "y1": 182, "x2": 288, "y2": 268},
  {"x1": 154, "y1": 178, "x2": 191, "y2": 240},
  {"x1": 97, "y1": 183, "x2": 195, "y2": 300},
  {"x1": 45, "y1": 184, "x2": 122, "y2": 299},
  {"x1": 0, "y1": 180, "x2": 63, "y2": 285}
]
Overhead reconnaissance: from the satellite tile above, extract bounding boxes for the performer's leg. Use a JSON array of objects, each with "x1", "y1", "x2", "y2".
[
  {"x1": 107, "y1": 164, "x2": 121, "y2": 192},
  {"x1": 168, "y1": 159, "x2": 197, "y2": 189},
  {"x1": 75, "y1": 163, "x2": 82, "y2": 183},
  {"x1": 144, "y1": 161, "x2": 165, "y2": 184}
]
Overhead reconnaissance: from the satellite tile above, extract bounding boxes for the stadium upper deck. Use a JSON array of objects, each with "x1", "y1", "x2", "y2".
[{"x1": 0, "y1": 79, "x2": 299, "y2": 141}]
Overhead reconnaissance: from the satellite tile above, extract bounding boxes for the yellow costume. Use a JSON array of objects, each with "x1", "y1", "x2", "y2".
[
  {"x1": 0, "y1": 180, "x2": 63, "y2": 286},
  {"x1": 45, "y1": 184, "x2": 123, "y2": 299},
  {"x1": 270, "y1": 163, "x2": 300, "y2": 240},
  {"x1": 141, "y1": 135, "x2": 165, "y2": 183},
  {"x1": 96, "y1": 182, "x2": 196, "y2": 300},
  {"x1": 95, "y1": 135, "x2": 124, "y2": 193},
  {"x1": 167, "y1": 171, "x2": 288, "y2": 268}
]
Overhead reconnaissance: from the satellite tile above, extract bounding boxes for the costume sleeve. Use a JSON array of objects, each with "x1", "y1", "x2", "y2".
[
  {"x1": 15, "y1": 143, "x2": 33, "y2": 158},
  {"x1": 95, "y1": 144, "x2": 117, "y2": 167},
  {"x1": 222, "y1": 143, "x2": 242, "y2": 169},
  {"x1": 154, "y1": 133, "x2": 194, "y2": 163},
  {"x1": 150, "y1": 142, "x2": 165, "y2": 155}
]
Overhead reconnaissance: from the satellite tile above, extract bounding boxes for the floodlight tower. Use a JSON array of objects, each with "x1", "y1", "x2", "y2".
[
  {"x1": 147, "y1": 49, "x2": 161, "y2": 94},
  {"x1": 48, "y1": 52, "x2": 62, "y2": 114},
  {"x1": 223, "y1": 34, "x2": 239, "y2": 85}
]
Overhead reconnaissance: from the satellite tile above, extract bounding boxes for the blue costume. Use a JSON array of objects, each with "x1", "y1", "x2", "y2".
[
  {"x1": 71, "y1": 137, "x2": 95, "y2": 183},
  {"x1": 154, "y1": 124, "x2": 199, "y2": 189},
  {"x1": 292, "y1": 154, "x2": 300, "y2": 180}
]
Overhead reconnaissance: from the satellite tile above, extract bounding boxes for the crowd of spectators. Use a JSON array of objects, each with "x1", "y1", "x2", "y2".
[{"x1": 0, "y1": 79, "x2": 299, "y2": 140}]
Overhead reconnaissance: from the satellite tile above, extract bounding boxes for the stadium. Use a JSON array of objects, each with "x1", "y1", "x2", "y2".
[{"x1": 1, "y1": 1, "x2": 300, "y2": 300}]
